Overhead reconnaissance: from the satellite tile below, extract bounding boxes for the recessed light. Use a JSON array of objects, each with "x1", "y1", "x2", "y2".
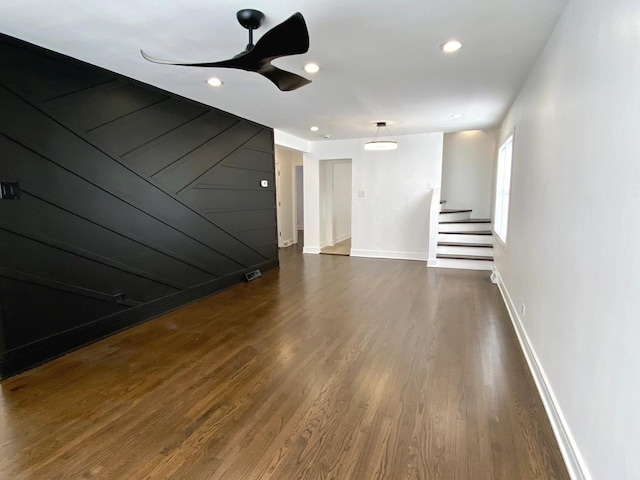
[
  {"x1": 451, "y1": 113, "x2": 464, "y2": 119},
  {"x1": 206, "y1": 77, "x2": 223, "y2": 87},
  {"x1": 304, "y1": 63, "x2": 320, "y2": 74},
  {"x1": 323, "y1": 134, "x2": 331, "y2": 139},
  {"x1": 310, "y1": 126, "x2": 319, "y2": 132},
  {"x1": 440, "y1": 40, "x2": 462, "y2": 53}
]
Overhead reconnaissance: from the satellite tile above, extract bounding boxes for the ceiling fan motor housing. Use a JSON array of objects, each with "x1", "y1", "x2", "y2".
[{"x1": 236, "y1": 9, "x2": 265, "y2": 30}]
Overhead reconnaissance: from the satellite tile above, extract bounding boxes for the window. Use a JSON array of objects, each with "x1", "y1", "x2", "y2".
[{"x1": 494, "y1": 133, "x2": 513, "y2": 244}]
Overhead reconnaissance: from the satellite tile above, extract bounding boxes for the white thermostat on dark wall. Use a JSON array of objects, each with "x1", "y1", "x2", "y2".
[{"x1": 260, "y1": 180, "x2": 268, "y2": 187}]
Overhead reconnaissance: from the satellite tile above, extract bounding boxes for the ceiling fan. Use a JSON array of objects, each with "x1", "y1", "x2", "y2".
[{"x1": 141, "y1": 9, "x2": 311, "y2": 92}]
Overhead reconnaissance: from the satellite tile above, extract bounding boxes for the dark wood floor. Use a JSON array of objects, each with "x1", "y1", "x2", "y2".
[{"x1": 0, "y1": 244, "x2": 569, "y2": 479}]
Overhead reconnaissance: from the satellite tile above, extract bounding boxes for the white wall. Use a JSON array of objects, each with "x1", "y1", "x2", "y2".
[
  {"x1": 275, "y1": 146, "x2": 303, "y2": 247},
  {"x1": 441, "y1": 129, "x2": 497, "y2": 218},
  {"x1": 305, "y1": 133, "x2": 443, "y2": 260},
  {"x1": 274, "y1": 129, "x2": 310, "y2": 153},
  {"x1": 301, "y1": 153, "x2": 321, "y2": 254},
  {"x1": 319, "y1": 159, "x2": 352, "y2": 247},
  {"x1": 295, "y1": 165, "x2": 304, "y2": 230},
  {"x1": 494, "y1": 1, "x2": 640, "y2": 479},
  {"x1": 332, "y1": 161, "x2": 352, "y2": 243},
  {"x1": 318, "y1": 159, "x2": 329, "y2": 248}
]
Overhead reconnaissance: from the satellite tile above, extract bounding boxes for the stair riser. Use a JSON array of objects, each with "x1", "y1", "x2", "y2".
[
  {"x1": 436, "y1": 258, "x2": 493, "y2": 271},
  {"x1": 439, "y1": 211, "x2": 471, "y2": 222},
  {"x1": 438, "y1": 245, "x2": 493, "y2": 256},
  {"x1": 438, "y1": 233, "x2": 493, "y2": 244},
  {"x1": 439, "y1": 222, "x2": 491, "y2": 233}
]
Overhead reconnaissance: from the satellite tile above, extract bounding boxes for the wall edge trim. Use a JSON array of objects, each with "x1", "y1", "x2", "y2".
[{"x1": 492, "y1": 267, "x2": 591, "y2": 480}]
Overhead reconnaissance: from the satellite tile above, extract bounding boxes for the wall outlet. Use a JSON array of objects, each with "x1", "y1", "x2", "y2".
[{"x1": 521, "y1": 302, "x2": 526, "y2": 317}]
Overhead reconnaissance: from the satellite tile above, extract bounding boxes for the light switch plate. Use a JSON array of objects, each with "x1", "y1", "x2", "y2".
[{"x1": 260, "y1": 180, "x2": 268, "y2": 187}]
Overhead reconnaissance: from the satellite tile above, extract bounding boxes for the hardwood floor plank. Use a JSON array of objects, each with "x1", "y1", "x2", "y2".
[{"x1": 0, "y1": 246, "x2": 569, "y2": 479}]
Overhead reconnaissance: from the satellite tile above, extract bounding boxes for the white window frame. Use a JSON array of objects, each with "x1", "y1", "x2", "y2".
[{"x1": 494, "y1": 132, "x2": 513, "y2": 245}]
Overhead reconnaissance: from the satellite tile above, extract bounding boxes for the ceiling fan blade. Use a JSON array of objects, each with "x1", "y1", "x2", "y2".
[
  {"x1": 257, "y1": 65, "x2": 311, "y2": 91},
  {"x1": 251, "y1": 12, "x2": 310, "y2": 60},
  {"x1": 140, "y1": 49, "x2": 237, "y2": 68},
  {"x1": 141, "y1": 48, "x2": 274, "y2": 75}
]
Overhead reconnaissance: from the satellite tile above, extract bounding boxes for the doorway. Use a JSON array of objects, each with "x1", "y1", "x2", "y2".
[
  {"x1": 319, "y1": 159, "x2": 352, "y2": 256},
  {"x1": 294, "y1": 165, "x2": 304, "y2": 247},
  {"x1": 275, "y1": 146, "x2": 303, "y2": 251}
]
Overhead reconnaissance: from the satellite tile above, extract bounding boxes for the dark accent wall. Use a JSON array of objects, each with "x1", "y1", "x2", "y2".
[{"x1": 0, "y1": 35, "x2": 278, "y2": 379}]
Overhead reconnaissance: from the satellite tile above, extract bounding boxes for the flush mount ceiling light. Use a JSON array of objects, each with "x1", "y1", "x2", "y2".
[
  {"x1": 364, "y1": 122, "x2": 398, "y2": 151},
  {"x1": 310, "y1": 126, "x2": 319, "y2": 131},
  {"x1": 304, "y1": 62, "x2": 320, "y2": 73},
  {"x1": 206, "y1": 77, "x2": 223, "y2": 87},
  {"x1": 451, "y1": 113, "x2": 464, "y2": 118},
  {"x1": 440, "y1": 40, "x2": 462, "y2": 53}
]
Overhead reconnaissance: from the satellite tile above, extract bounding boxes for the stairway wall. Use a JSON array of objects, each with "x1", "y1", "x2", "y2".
[
  {"x1": 0, "y1": 35, "x2": 278, "y2": 378},
  {"x1": 441, "y1": 130, "x2": 497, "y2": 219}
]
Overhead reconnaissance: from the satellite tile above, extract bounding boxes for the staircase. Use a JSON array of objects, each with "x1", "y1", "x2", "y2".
[{"x1": 436, "y1": 200, "x2": 493, "y2": 270}]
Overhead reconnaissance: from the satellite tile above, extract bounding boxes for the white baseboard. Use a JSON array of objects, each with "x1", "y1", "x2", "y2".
[
  {"x1": 492, "y1": 268, "x2": 591, "y2": 480},
  {"x1": 350, "y1": 249, "x2": 428, "y2": 261},
  {"x1": 302, "y1": 246, "x2": 320, "y2": 254},
  {"x1": 427, "y1": 258, "x2": 438, "y2": 267},
  {"x1": 279, "y1": 238, "x2": 295, "y2": 248}
]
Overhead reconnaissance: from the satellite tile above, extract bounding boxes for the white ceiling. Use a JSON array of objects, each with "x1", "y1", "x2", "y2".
[{"x1": 0, "y1": 0, "x2": 568, "y2": 141}]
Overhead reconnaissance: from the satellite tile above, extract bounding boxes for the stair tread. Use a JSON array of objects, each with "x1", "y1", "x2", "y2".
[
  {"x1": 437, "y1": 254, "x2": 493, "y2": 261},
  {"x1": 440, "y1": 209, "x2": 472, "y2": 214},
  {"x1": 438, "y1": 242, "x2": 493, "y2": 248},
  {"x1": 439, "y1": 218, "x2": 491, "y2": 224},
  {"x1": 439, "y1": 230, "x2": 493, "y2": 235}
]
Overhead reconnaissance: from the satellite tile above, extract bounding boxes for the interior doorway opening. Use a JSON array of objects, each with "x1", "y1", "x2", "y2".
[
  {"x1": 319, "y1": 159, "x2": 352, "y2": 256},
  {"x1": 275, "y1": 146, "x2": 303, "y2": 252},
  {"x1": 295, "y1": 164, "x2": 304, "y2": 246}
]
